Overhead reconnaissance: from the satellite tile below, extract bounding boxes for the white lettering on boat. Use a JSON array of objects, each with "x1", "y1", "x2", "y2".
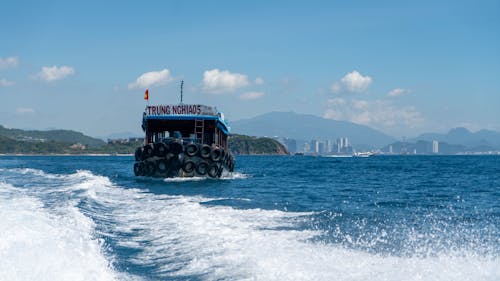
[{"x1": 145, "y1": 104, "x2": 217, "y2": 116}]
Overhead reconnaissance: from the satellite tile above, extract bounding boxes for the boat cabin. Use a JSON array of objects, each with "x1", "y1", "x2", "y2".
[{"x1": 142, "y1": 104, "x2": 230, "y2": 149}]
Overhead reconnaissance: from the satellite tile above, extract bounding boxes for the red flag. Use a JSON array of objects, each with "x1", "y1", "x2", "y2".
[{"x1": 144, "y1": 89, "x2": 149, "y2": 100}]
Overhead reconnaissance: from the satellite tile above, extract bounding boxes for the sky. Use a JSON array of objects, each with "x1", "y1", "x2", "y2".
[{"x1": 0, "y1": 0, "x2": 499, "y2": 138}]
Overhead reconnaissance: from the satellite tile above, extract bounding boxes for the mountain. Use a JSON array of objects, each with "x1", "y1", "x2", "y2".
[
  {"x1": 230, "y1": 112, "x2": 395, "y2": 148},
  {"x1": 0, "y1": 125, "x2": 106, "y2": 147},
  {"x1": 412, "y1": 127, "x2": 500, "y2": 149}
]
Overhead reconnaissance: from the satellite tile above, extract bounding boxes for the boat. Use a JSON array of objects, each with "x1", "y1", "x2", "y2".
[
  {"x1": 133, "y1": 82, "x2": 235, "y2": 178},
  {"x1": 353, "y1": 152, "x2": 374, "y2": 157}
]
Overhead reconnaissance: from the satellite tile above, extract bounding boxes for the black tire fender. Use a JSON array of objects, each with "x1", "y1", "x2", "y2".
[
  {"x1": 185, "y1": 143, "x2": 199, "y2": 157},
  {"x1": 182, "y1": 159, "x2": 196, "y2": 173},
  {"x1": 154, "y1": 142, "x2": 168, "y2": 157},
  {"x1": 217, "y1": 165, "x2": 224, "y2": 177},
  {"x1": 210, "y1": 147, "x2": 222, "y2": 162},
  {"x1": 207, "y1": 163, "x2": 219, "y2": 178},
  {"x1": 200, "y1": 144, "x2": 211, "y2": 159},
  {"x1": 229, "y1": 158, "x2": 235, "y2": 172},
  {"x1": 156, "y1": 159, "x2": 169, "y2": 173},
  {"x1": 196, "y1": 161, "x2": 209, "y2": 175},
  {"x1": 134, "y1": 147, "x2": 143, "y2": 161},
  {"x1": 133, "y1": 162, "x2": 145, "y2": 176},
  {"x1": 170, "y1": 141, "x2": 183, "y2": 155},
  {"x1": 142, "y1": 144, "x2": 154, "y2": 160},
  {"x1": 145, "y1": 161, "x2": 156, "y2": 176}
]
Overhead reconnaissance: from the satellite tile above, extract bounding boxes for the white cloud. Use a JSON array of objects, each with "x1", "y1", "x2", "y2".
[
  {"x1": 202, "y1": 69, "x2": 250, "y2": 94},
  {"x1": 331, "y1": 70, "x2": 372, "y2": 93},
  {"x1": 240, "y1": 91, "x2": 264, "y2": 100},
  {"x1": 330, "y1": 82, "x2": 341, "y2": 93},
  {"x1": 351, "y1": 99, "x2": 369, "y2": 110},
  {"x1": 128, "y1": 69, "x2": 173, "y2": 89},
  {"x1": 342, "y1": 71, "x2": 372, "y2": 92},
  {"x1": 16, "y1": 107, "x2": 35, "y2": 115},
  {"x1": 36, "y1": 65, "x2": 75, "y2": 82},
  {"x1": 255, "y1": 77, "x2": 264, "y2": 85},
  {"x1": 387, "y1": 88, "x2": 409, "y2": 97},
  {"x1": 326, "y1": 97, "x2": 346, "y2": 106},
  {"x1": 0, "y1": 57, "x2": 18, "y2": 69},
  {"x1": 323, "y1": 98, "x2": 423, "y2": 130},
  {"x1": 0, "y1": 78, "x2": 14, "y2": 86}
]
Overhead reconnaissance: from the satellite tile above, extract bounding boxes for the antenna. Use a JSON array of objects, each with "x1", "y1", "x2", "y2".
[{"x1": 180, "y1": 80, "x2": 184, "y2": 104}]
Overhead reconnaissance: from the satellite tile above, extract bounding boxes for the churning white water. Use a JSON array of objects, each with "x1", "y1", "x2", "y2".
[
  {"x1": 0, "y1": 167, "x2": 498, "y2": 281},
  {"x1": 0, "y1": 181, "x2": 117, "y2": 281}
]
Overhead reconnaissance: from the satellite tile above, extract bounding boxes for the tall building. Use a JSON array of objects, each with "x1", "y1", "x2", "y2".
[
  {"x1": 325, "y1": 140, "x2": 333, "y2": 153},
  {"x1": 303, "y1": 142, "x2": 311, "y2": 153},
  {"x1": 335, "y1": 137, "x2": 352, "y2": 154},
  {"x1": 336, "y1": 138, "x2": 343, "y2": 153},
  {"x1": 310, "y1": 139, "x2": 319, "y2": 153},
  {"x1": 432, "y1": 140, "x2": 439, "y2": 154},
  {"x1": 318, "y1": 142, "x2": 325, "y2": 154}
]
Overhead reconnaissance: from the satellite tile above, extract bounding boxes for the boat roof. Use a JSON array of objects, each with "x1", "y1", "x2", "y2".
[{"x1": 144, "y1": 104, "x2": 231, "y2": 134}]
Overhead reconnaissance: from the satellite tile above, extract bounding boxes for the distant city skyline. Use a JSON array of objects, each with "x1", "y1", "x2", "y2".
[{"x1": 0, "y1": 0, "x2": 499, "y2": 138}]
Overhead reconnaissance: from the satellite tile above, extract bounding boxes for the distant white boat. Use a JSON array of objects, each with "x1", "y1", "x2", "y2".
[{"x1": 353, "y1": 152, "x2": 374, "y2": 157}]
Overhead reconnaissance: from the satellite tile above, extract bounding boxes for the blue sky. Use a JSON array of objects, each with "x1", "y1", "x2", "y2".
[{"x1": 1, "y1": 0, "x2": 499, "y2": 138}]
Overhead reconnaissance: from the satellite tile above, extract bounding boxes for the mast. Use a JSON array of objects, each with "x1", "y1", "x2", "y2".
[{"x1": 180, "y1": 80, "x2": 184, "y2": 104}]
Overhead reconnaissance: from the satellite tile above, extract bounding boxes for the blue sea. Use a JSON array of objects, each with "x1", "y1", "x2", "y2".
[{"x1": 0, "y1": 155, "x2": 499, "y2": 281}]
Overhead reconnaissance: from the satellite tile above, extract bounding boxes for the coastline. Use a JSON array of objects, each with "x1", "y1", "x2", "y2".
[{"x1": 0, "y1": 153, "x2": 134, "y2": 157}]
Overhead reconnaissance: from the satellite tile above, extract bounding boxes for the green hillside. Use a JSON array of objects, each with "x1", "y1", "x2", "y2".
[
  {"x1": 228, "y1": 134, "x2": 288, "y2": 155},
  {"x1": 0, "y1": 125, "x2": 105, "y2": 147},
  {"x1": 0, "y1": 133, "x2": 142, "y2": 155},
  {"x1": 0, "y1": 135, "x2": 75, "y2": 154}
]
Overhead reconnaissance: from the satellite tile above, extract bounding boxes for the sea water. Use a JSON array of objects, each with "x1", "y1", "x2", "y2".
[{"x1": 0, "y1": 155, "x2": 498, "y2": 281}]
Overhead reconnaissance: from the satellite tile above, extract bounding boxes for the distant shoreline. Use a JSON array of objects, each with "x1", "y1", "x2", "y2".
[
  {"x1": 1, "y1": 153, "x2": 498, "y2": 157},
  {"x1": 0, "y1": 153, "x2": 133, "y2": 157},
  {"x1": 0, "y1": 153, "x2": 289, "y2": 157}
]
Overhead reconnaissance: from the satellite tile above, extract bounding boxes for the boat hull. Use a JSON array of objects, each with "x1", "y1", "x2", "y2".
[{"x1": 133, "y1": 141, "x2": 234, "y2": 178}]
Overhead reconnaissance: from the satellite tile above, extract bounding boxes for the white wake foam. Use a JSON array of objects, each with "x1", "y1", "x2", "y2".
[
  {"x1": 221, "y1": 171, "x2": 249, "y2": 180},
  {"x1": 163, "y1": 176, "x2": 207, "y2": 182},
  {"x1": 2, "y1": 168, "x2": 498, "y2": 281},
  {"x1": 162, "y1": 172, "x2": 250, "y2": 182},
  {"x1": 109, "y1": 198, "x2": 499, "y2": 281},
  {"x1": 61, "y1": 171, "x2": 498, "y2": 281},
  {"x1": 0, "y1": 181, "x2": 118, "y2": 281}
]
